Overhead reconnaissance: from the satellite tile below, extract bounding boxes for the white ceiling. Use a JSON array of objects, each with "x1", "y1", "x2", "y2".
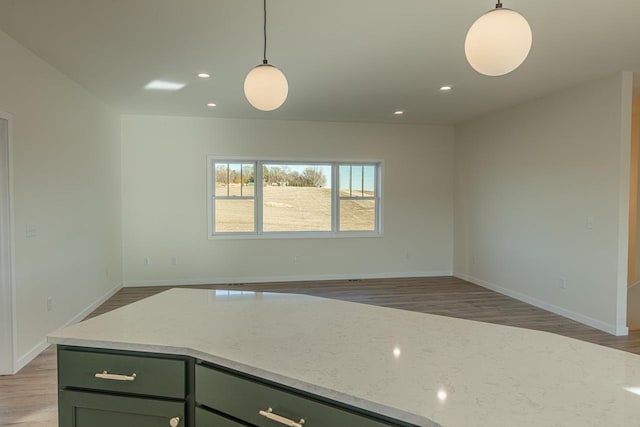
[{"x1": 0, "y1": 0, "x2": 639, "y2": 125}]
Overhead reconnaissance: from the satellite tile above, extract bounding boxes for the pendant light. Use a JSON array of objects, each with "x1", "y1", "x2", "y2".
[
  {"x1": 244, "y1": 0, "x2": 288, "y2": 111},
  {"x1": 464, "y1": 1, "x2": 532, "y2": 76}
]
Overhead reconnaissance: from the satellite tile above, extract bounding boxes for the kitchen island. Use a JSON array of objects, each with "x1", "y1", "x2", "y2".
[{"x1": 48, "y1": 288, "x2": 640, "y2": 426}]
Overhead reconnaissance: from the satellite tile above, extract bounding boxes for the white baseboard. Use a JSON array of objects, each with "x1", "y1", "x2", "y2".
[
  {"x1": 15, "y1": 283, "x2": 123, "y2": 372},
  {"x1": 124, "y1": 270, "x2": 453, "y2": 288},
  {"x1": 14, "y1": 339, "x2": 49, "y2": 373},
  {"x1": 454, "y1": 272, "x2": 628, "y2": 337}
]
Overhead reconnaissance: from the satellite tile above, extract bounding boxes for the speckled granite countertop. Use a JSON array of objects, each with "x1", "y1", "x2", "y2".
[{"x1": 48, "y1": 288, "x2": 640, "y2": 426}]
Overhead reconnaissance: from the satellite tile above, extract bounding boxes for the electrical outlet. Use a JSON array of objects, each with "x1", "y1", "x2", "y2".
[
  {"x1": 293, "y1": 255, "x2": 300, "y2": 264},
  {"x1": 47, "y1": 297, "x2": 53, "y2": 312},
  {"x1": 26, "y1": 223, "x2": 38, "y2": 238},
  {"x1": 585, "y1": 216, "x2": 594, "y2": 230},
  {"x1": 560, "y1": 277, "x2": 567, "y2": 289},
  {"x1": 471, "y1": 255, "x2": 476, "y2": 265},
  {"x1": 171, "y1": 256, "x2": 178, "y2": 266},
  {"x1": 144, "y1": 256, "x2": 151, "y2": 266}
]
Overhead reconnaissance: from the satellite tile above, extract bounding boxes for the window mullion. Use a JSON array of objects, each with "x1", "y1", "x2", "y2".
[
  {"x1": 209, "y1": 159, "x2": 215, "y2": 236},
  {"x1": 332, "y1": 162, "x2": 339, "y2": 232},
  {"x1": 256, "y1": 161, "x2": 263, "y2": 234},
  {"x1": 376, "y1": 163, "x2": 381, "y2": 232}
]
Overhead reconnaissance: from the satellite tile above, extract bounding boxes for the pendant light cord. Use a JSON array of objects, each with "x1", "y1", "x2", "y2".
[
  {"x1": 262, "y1": 0, "x2": 268, "y2": 64},
  {"x1": 495, "y1": 1, "x2": 503, "y2": 8}
]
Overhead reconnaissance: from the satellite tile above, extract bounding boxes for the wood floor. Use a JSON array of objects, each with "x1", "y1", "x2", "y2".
[{"x1": 2, "y1": 276, "x2": 640, "y2": 426}]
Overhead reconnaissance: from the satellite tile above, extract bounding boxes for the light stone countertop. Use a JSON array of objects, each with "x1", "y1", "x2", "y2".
[{"x1": 48, "y1": 288, "x2": 640, "y2": 427}]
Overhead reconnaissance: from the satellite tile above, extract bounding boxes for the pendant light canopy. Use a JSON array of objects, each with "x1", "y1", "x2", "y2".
[
  {"x1": 464, "y1": 1, "x2": 532, "y2": 76},
  {"x1": 244, "y1": 0, "x2": 288, "y2": 111}
]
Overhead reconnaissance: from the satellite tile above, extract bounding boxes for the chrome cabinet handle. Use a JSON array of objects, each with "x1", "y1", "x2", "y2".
[
  {"x1": 94, "y1": 371, "x2": 137, "y2": 381},
  {"x1": 259, "y1": 408, "x2": 305, "y2": 427},
  {"x1": 169, "y1": 417, "x2": 180, "y2": 427}
]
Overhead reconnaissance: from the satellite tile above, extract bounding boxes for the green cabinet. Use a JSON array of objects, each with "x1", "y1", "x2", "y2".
[
  {"x1": 58, "y1": 346, "x2": 418, "y2": 427},
  {"x1": 57, "y1": 346, "x2": 192, "y2": 427},
  {"x1": 59, "y1": 390, "x2": 185, "y2": 427}
]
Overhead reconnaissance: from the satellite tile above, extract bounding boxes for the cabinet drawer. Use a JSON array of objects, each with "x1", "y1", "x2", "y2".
[
  {"x1": 196, "y1": 407, "x2": 249, "y2": 426},
  {"x1": 58, "y1": 348, "x2": 186, "y2": 399},
  {"x1": 195, "y1": 364, "x2": 395, "y2": 427}
]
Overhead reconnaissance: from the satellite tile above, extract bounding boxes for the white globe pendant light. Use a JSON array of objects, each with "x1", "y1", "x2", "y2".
[
  {"x1": 465, "y1": 1, "x2": 532, "y2": 76},
  {"x1": 245, "y1": 63, "x2": 288, "y2": 111},
  {"x1": 244, "y1": 0, "x2": 288, "y2": 111}
]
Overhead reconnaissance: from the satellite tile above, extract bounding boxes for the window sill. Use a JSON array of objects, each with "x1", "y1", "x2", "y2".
[{"x1": 208, "y1": 231, "x2": 383, "y2": 240}]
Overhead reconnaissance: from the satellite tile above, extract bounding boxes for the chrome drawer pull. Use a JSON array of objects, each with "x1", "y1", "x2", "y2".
[
  {"x1": 95, "y1": 371, "x2": 137, "y2": 381},
  {"x1": 258, "y1": 407, "x2": 305, "y2": 427}
]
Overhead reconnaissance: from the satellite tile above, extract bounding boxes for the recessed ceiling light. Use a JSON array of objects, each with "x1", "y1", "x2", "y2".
[
  {"x1": 393, "y1": 346, "x2": 401, "y2": 358},
  {"x1": 144, "y1": 80, "x2": 186, "y2": 91},
  {"x1": 440, "y1": 85, "x2": 452, "y2": 91},
  {"x1": 394, "y1": 111, "x2": 404, "y2": 115},
  {"x1": 197, "y1": 73, "x2": 211, "y2": 79},
  {"x1": 207, "y1": 103, "x2": 217, "y2": 107},
  {"x1": 625, "y1": 386, "x2": 640, "y2": 396}
]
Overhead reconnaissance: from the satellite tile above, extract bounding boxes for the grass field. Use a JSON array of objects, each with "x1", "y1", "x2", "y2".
[{"x1": 215, "y1": 185, "x2": 375, "y2": 232}]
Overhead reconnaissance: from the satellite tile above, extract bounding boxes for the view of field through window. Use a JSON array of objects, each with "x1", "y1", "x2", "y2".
[
  {"x1": 215, "y1": 163, "x2": 256, "y2": 232},
  {"x1": 339, "y1": 165, "x2": 377, "y2": 231},
  {"x1": 212, "y1": 162, "x2": 378, "y2": 233}
]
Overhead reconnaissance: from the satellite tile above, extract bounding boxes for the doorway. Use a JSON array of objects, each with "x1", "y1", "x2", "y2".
[{"x1": 0, "y1": 113, "x2": 15, "y2": 375}]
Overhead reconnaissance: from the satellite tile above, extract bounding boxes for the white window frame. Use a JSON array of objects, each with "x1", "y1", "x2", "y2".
[
  {"x1": 337, "y1": 163, "x2": 381, "y2": 232},
  {"x1": 209, "y1": 160, "x2": 258, "y2": 236},
  {"x1": 207, "y1": 157, "x2": 383, "y2": 239}
]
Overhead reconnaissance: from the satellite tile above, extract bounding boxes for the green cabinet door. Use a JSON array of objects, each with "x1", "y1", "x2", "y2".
[{"x1": 59, "y1": 389, "x2": 185, "y2": 427}]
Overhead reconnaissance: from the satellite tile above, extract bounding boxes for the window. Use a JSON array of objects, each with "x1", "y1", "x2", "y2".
[
  {"x1": 213, "y1": 162, "x2": 256, "y2": 233},
  {"x1": 208, "y1": 158, "x2": 382, "y2": 237},
  {"x1": 339, "y1": 164, "x2": 377, "y2": 232},
  {"x1": 262, "y1": 163, "x2": 333, "y2": 232}
]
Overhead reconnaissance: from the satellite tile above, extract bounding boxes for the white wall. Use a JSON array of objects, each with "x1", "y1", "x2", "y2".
[
  {"x1": 121, "y1": 115, "x2": 453, "y2": 285},
  {"x1": 0, "y1": 29, "x2": 122, "y2": 368},
  {"x1": 631, "y1": 93, "x2": 640, "y2": 285},
  {"x1": 0, "y1": 114, "x2": 14, "y2": 374},
  {"x1": 454, "y1": 72, "x2": 633, "y2": 335},
  {"x1": 630, "y1": 90, "x2": 640, "y2": 330}
]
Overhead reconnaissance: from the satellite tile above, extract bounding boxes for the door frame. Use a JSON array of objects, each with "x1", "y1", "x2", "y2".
[{"x1": 0, "y1": 111, "x2": 16, "y2": 375}]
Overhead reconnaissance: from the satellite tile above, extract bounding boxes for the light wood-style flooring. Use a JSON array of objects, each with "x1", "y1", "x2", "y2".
[{"x1": 2, "y1": 276, "x2": 639, "y2": 426}]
